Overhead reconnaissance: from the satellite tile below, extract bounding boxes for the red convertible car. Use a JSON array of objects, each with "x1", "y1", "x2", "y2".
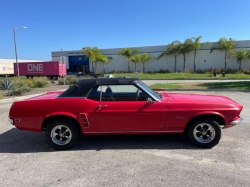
[{"x1": 8, "y1": 78, "x2": 243, "y2": 150}]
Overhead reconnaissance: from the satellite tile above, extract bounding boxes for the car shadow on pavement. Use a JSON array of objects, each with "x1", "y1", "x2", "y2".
[{"x1": 0, "y1": 128, "x2": 201, "y2": 153}]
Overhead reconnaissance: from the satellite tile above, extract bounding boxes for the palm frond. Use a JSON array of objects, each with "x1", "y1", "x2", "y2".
[
  {"x1": 118, "y1": 48, "x2": 139, "y2": 58},
  {"x1": 129, "y1": 54, "x2": 141, "y2": 63},
  {"x1": 157, "y1": 50, "x2": 168, "y2": 60},
  {"x1": 229, "y1": 48, "x2": 247, "y2": 62},
  {"x1": 210, "y1": 46, "x2": 223, "y2": 53}
]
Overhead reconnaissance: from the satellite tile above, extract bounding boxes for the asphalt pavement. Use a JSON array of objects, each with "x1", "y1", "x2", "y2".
[{"x1": 0, "y1": 89, "x2": 250, "y2": 186}]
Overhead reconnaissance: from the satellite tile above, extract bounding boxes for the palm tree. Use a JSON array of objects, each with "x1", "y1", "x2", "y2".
[
  {"x1": 157, "y1": 41, "x2": 180, "y2": 73},
  {"x1": 247, "y1": 50, "x2": 250, "y2": 72},
  {"x1": 81, "y1": 47, "x2": 101, "y2": 72},
  {"x1": 118, "y1": 48, "x2": 139, "y2": 72},
  {"x1": 229, "y1": 48, "x2": 248, "y2": 71},
  {"x1": 247, "y1": 49, "x2": 250, "y2": 57},
  {"x1": 189, "y1": 36, "x2": 210, "y2": 72},
  {"x1": 210, "y1": 38, "x2": 237, "y2": 70},
  {"x1": 178, "y1": 39, "x2": 193, "y2": 71},
  {"x1": 129, "y1": 54, "x2": 141, "y2": 72},
  {"x1": 140, "y1": 53, "x2": 155, "y2": 73},
  {"x1": 97, "y1": 55, "x2": 112, "y2": 73}
]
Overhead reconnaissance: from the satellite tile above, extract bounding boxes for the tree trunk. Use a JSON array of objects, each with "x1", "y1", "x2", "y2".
[
  {"x1": 128, "y1": 60, "x2": 130, "y2": 73},
  {"x1": 91, "y1": 61, "x2": 94, "y2": 72},
  {"x1": 103, "y1": 64, "x2": 105, "y2": 73},
  {"x1": 183, "y1": 53, "x2": 186, "y2": 71},
  {"x1": 239, "y1": 60, "x2": 241, "y2": 71},
  {"x1": 194, "y1": 50, "x2": 197, "y2": 72},
  {"x1": 135, "y1": 63, "x2": 137, "y2": 72},
  {"x1": 174, "y1": 55, "x2": 177, "y2": 73},
  {"x1": 89, "y1": 59, "x2": 91, "y2": 72},
  {"x1": 224, "y1": 52, "x2": 227, "y2": 71},
  {"x1": 143, "y1": 62, "x2": 145, "y2": 73}
]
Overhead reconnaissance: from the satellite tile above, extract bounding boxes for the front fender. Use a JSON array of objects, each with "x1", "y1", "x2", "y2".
[{"x1": 187, "y1": 111, "x2": 226, "y2": 123}]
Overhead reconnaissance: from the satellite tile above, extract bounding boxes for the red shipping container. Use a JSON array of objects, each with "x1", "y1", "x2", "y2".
[{"x1": 14, "y1": 61, "x2": 66, "y2": 76}]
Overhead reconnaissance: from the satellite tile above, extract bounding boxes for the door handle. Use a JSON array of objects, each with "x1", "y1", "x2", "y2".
[{"x1": 98, "y1": 105, "x2": 107, "y2": 111}]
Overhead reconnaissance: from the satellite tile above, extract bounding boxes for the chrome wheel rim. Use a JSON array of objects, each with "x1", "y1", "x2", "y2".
[
  {"x1": 193, "y1": 123, "x2": 215, "y2": 143},
  {"x1": 51, "y1": 125, "x2": 72, "y2": 146}
]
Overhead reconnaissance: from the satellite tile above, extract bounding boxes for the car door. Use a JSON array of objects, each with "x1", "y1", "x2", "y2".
[{"x1": 94, "y1": 85, "x2": 166, "y2": 132}]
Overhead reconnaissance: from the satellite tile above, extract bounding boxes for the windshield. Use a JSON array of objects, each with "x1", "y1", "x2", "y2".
[{"x1": 137, "y1": 82, "x2": 162, "y2": 101}]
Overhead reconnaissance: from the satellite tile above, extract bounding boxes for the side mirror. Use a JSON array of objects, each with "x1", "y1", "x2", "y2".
[{"x1": 146, "y1": 97, "x2": 154, "y2": 104}]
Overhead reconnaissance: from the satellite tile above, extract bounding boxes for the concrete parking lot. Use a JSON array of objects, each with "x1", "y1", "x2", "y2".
[{"x1": 0, "y1": 90, "x2": 250, "y2": 187}]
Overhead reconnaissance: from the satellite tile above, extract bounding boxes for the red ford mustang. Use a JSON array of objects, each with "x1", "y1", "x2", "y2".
[{"x1": 8, "y1": 78, "x2": 243, "y2": 150}]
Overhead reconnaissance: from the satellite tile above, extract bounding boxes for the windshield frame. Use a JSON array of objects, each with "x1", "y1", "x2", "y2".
[{"x1": 136, "y1": 81, "x2": 162, "y2": 101}]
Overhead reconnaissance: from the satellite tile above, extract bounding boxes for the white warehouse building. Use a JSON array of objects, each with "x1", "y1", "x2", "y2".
[{"x1": 51, "y1": 40, "x2": 250, "y2": 73}]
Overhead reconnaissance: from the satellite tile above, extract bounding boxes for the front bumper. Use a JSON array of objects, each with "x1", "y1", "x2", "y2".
[{"x1": 230, "y1": 117, "x2": 243, "y2": 125}]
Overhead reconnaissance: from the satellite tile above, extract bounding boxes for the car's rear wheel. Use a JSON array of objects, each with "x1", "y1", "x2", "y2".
[
  {"x1": 188, "y1": 118, "x2": 221, "y2": 148},
  {"x1": 45, "y1": 120, "x2": 79, "y2": 150}
]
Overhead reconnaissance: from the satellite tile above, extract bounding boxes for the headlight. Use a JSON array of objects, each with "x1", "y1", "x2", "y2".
[{"x1": 8, "y1": 118, "x2": 14, "y2": 125}]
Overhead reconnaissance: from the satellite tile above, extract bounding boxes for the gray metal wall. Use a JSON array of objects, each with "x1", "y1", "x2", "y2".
[{"x1": 52, "y1": 40, "x2": 250, "y2": 73}]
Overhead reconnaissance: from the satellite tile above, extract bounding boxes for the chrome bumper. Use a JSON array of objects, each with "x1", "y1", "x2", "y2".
[
  {"x1": 230, "y1": 117, "x2": 243, "y2": 125},
  {"x1": 8, "y1": 117, "x2": 14, "y2": 125}
]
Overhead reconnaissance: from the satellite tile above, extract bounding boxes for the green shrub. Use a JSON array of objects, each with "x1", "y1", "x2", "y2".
[
  {"x1": 26, "y1": 79, "x2": 33, "y2": 87},
  {"x1": 184, "y1": 69, "x2": 193, "y2": 73},
  {"x1": 58, "y1": 79, "x2": 65, "y2": 85},
  {"x1": 32, "y1": 77, "x2": 49, "y2": 88},
  {"x1": 59, "y1": 76, "x2": 78, "y2": 85},
  {"x1": 241, "y1": 68, "x2": 248, "y2": 73},
  {"x1": 12, "y1": 78, "x2": 27, "y2": 87},
  {"x1": 224, "y1": 68, "x2": 237, "y2": 74},
  {"x1": 244, "y1": 70, "x2": 250, "y2": 75},
  {"x1": 4, "y1": 86, "x2": 31, "y2": 96},
  {"x1": 79, "y1": 75, "x2": 92, "y2": 80},
  {"x1": 196, "y1": 69, "x2": 206, "y2": 74},
  {"x1": 153, "y1": 69, "x2": 171, "y2": 73},
  {"x1": 0, "y1": 78, "x2": 14, "y2": 90}
]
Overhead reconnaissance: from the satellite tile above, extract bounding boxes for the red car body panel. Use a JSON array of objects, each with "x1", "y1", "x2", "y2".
[
  {"x1": 160, "y1": 92, "x2": 242, "y2": 129},
  {"x1": 9, "y1": 89, "x2": 243, "y2": 134}
]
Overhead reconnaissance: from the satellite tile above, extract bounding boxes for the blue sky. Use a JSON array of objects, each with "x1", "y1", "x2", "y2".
[{"x1": 0, "y1": 0, "x2": 250, "y2": 60}]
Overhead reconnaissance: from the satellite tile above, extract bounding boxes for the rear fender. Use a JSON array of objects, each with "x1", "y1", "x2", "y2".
[
  {"x1": 45, "y1": 112, "x2": 77, "y2": 119},
  {"x1": 42, "y1": 112, "x2": 79, "y2": 130}
]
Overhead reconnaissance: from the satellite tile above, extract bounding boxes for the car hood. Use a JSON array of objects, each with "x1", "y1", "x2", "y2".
[{"x1": 161, "y1": 92, "x2": 242, "y2": 107}]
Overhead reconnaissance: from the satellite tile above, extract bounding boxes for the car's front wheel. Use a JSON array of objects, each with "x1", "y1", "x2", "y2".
[
  {"x1": 188, "y1": 118, "x2": 221, "y2": 148},
  {"x1": 45, "y1": 120, "x2": 79, "y2": 150}
]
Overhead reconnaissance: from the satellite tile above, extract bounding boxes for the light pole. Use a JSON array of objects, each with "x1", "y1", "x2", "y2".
[{"x1": 13, "y1": 26, "x2": 27, "y2": 79}]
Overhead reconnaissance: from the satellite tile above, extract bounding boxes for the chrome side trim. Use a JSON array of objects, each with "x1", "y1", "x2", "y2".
[
  {"x1": 230, "y1": 117, "x2": 243, "y2": 125},
  {"x1": 84, "y1": 130, "x2": 183, "y2": 134}
]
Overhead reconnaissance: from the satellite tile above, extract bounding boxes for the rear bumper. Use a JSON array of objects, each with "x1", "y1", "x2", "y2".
[{"x1": 8, "y1": 117, "x2": 14, "y2": 125}]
